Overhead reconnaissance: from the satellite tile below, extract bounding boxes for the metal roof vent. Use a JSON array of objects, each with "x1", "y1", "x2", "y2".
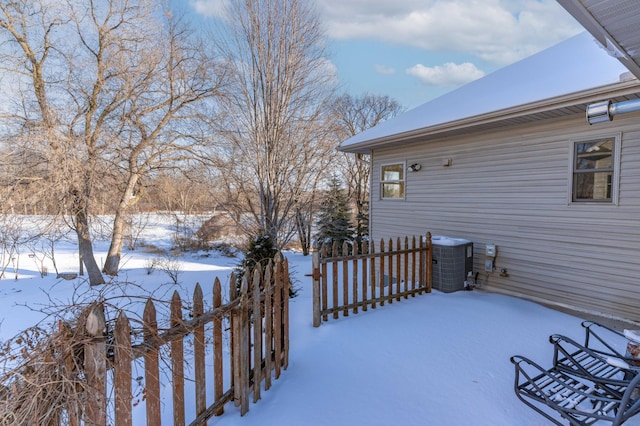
[{"x1": 587, "y1": 98, "x2": 640, "y2": 125}]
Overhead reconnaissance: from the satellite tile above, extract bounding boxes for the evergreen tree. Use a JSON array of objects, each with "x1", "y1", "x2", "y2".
[
  {"x1": 235, "y1": 234, "x2": 298, "y2": 297},
  {"x1": 315, "y1": 176, "x2": 354, "y2": 252},
  {"x1": 355, "y1": 200, "x2": 369, "y2": 245}
]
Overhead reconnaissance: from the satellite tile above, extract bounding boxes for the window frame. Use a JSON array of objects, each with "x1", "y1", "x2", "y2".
[
  {"x1": 380, "y1": 161, "x2": 406, "y2": 200},
  {"x1": 568, "y1": 133, "x2": 621, "y2": 205}
]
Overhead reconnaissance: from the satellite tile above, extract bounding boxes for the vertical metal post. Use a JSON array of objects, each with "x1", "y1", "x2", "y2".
[{"x1": 312, "y1": 251, "x2": 321, "y2": 327}]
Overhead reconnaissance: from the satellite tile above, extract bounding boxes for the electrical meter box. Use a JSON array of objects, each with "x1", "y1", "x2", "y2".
[{"x1": 431, "y1": 236, "x2": 474, "y2": 293}]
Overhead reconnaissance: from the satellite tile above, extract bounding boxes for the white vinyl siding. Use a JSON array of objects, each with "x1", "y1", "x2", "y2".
[{"x1": 369, "y1": 113, "x2": 640, "y2": 321}]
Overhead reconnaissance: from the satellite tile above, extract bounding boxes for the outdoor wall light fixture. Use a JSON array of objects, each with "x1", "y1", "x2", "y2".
[{"x1": 407, "y1": 163, "x2": 422, "y2": 172}]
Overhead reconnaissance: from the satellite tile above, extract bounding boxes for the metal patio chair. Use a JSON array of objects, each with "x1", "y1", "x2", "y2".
[
  {"x1": 511, "y1": 354, "x2": 640, "y2": 425},
  {"x1": 511, "y1": 321, "x2": 640, "y2": 425}
]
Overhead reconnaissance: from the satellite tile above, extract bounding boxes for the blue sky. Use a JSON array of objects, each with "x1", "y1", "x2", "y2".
[{"x1": 189, "y1": 0, "x2": 584, "y2": 109}]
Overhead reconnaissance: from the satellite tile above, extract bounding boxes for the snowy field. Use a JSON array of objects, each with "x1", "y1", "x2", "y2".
[{"x1": 1, "y1": 216, "x2": 639, "y2": 425}]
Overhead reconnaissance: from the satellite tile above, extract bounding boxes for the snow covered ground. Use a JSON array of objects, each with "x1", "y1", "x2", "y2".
[{"x1": 1, "y1": 217, "x2": 639, "y2": 425}]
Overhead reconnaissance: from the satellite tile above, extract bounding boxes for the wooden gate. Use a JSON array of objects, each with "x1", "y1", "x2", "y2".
[{"x1": 311, "y1": 233, "x2": 432, "y2": 327}]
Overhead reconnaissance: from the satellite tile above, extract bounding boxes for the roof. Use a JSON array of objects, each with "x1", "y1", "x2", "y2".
[
  {"x1": 557, "y1": 0, "x2": 640, "y2": 81},
  {"x1": 339, "y1": 32, "x2": 636, "y2": 153}
]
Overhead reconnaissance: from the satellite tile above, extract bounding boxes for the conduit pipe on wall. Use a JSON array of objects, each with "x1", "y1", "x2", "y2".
[{"x1": 586, "y1": 98, "x2": 640, "y2": 124}]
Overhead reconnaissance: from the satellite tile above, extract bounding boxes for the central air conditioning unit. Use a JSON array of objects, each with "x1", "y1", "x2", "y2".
[{"x1": 431, "y1": 236, "x2": 474, "y2": 293}]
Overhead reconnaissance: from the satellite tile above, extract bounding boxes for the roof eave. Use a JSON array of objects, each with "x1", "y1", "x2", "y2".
[
  {"x1": 557, "y1": 0, "x2": 640, "y2": 81},
  {"x1": 339, "y1": 79, "x2": 640, "y2": 154}
]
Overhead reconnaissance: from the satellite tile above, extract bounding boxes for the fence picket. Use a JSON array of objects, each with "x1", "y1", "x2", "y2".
[
  {"x1": 193, "y1": 284, "x2": 206, "y2": 417},
  {"x1": 321, "y1": 244, "x2": 328, "y2": 321},
  {"x1": 114, "y1": 311, "x2": 132, "y2": 426},
  {"x1": 282, "y1": 257, "x2": 290, "y2": 370},
  {"x1": 273, "y1": 256, "x2": 283, "y2": 380},
  {"x1": 230, "y1": 273, "x2": 240, "y2": 407},
  {"x1": 396, "y1": 237, "x2": 402, "y2": 301},
  {"x1": 239, "y1": 276, "x2": 250, "y2": 415},
  {"x1": 212, "y1": 278, "x2": 224, "y2": 416},
  {"x1": 352, "y1": 243, "x2": 358, "y2": 314},
  {"x1": 411, "y1": 236, "x2": 417, "y2": 295},
  {"x1": 387, "y1": 238, "x2": 393, "y2": 304},
  {"x1": 361, "y1": 241, "x2": 368, "y2": 312},
  {"x1": 419, "y1": 235, "x2": 425, "y2": 294},
  {"x1": 171, "y1": 291, "x2": 185, "y2": 425},
  {"x1": 342, "y1": 241, "x2": 349, "y2": 317},
  {"x1": 403, "y1": 237, "x2": 409, "y2": 299},
  {"x1": 332, "y1": 242, "x2": 339, "y2": 319},
  {"x1": 84, "y1": 304, "x2": 106, "y2": 426},
  {"x1": 370, "y1": 240, "x2": 376, "y2": 309},
  {"x1": 252, "y1": 267, "x2": 263, "y2": 403},
  {"x1": 264, "y1": 264, "x2": 273, "y2": 391},
  {"x1": 379, "y1": 239, "x2": 385, "y2": 306},
  {"x1": 426, "y1": 233, "x2": 433, "y2": 293},
  {"x1": 312, "y1": 251, "x2": 321, "y2": 327},
  {"x1": 143, "y1": 299, "x2": 161, "y2": 426}
]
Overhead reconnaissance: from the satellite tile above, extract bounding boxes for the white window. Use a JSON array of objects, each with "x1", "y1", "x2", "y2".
[
  {"x1": 381, "y1": 162, "x2": 405, "y2": 199},
  {"x1": 569, "y1": 134, "x2": 621, "y2": 204}
]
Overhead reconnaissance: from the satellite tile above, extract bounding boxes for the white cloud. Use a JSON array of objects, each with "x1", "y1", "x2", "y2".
[
  {"x1": 316, "y1": 58, "x2": 340, "y2": 86},
  {"x1": 406, "y1": 62, "x2": 485, "y2": 86},
  {"x1": 317, "y1": 0, "x2": 583, "y2": 65},
  {"x1": 189, "y1": 0, "x2": 228, "y2": 19},
  {"x1": 375, "y1": 64, "x2": 396, "y2": 75}
]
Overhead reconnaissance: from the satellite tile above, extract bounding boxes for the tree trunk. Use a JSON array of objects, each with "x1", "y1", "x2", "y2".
[
  {"x1": 103, "y1": 174, "x2": 141, "y2": 275},
  {"x1": 75, "y1": 209, "x2": 105, "y2": 286},
  {"x1": 102, "y1": 222, "x2": 124, "y2": 276},
  {"x1": 294, "y1": 208, "x2": 310, "y2": 256}
]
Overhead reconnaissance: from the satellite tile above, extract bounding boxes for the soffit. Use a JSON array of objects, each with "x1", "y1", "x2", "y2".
[{"x1": 557, "y1": 0, "x2": 640, "y2": 80}]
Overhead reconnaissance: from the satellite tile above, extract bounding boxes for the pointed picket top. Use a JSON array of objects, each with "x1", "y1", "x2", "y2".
[
  {"x1": 252, "y1": 265, "x2": 262, "y2": 288},
  {"x1": 143, "y1": 298, "x2": 156, "y2": 323},
  {"x1": 213, "y1": 277, "x2": 222, "y2": 307},
  {"x1": 171, "y1": 290, "x2": 182, "y2": 312},
  {"x1": 240, "y1": 274, "x2": 249, "y2": 296},
  {"x1": 171, "y1": 291, "x2": 182, "y2": 325},
  {"x1": 264, "y1": 260, "x2": 272, "y2": 288},
  {"x1": 143, "y1": 298, "x2": 157, "y2": 340},
  {"x1": 229, "y1": 272, "x2": 238, "y2": 300},
  {"x1": 253, "y1": 263, "x2": 264, "y2": 292},
  {"x1": 86, "y1": 303, "x2": 106, "y2": 337},
  {"x1": 193, "y1": 283, "x2": 204, "y2": 316},
  {"x1": 115, "y1": 310, "x2": 129, "y2": 332}
]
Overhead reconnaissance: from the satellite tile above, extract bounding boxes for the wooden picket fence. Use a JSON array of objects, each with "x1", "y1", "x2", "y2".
[
  {"x1": 79, "y1": 253, "x2": 290, "y2": 426},
  {"x1": 311, "y1": 233, "x2": 432, "y2": 326}
]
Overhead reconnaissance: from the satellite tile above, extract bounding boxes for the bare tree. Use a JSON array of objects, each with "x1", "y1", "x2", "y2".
[
  {"x1": 100, "y1": 12, "x2": 223, "y2": 274},
  {"x1": 0, "y1": 1, "x2": 223, "y2": 283},
  {"x1": 330, "y1": 93, "x2": 403, "y2": 242},
  {"x1": 212, "y1": 0, "x2": 336, "y2": 248}
]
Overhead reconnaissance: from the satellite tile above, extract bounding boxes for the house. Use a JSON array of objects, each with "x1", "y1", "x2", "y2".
[{"x1": 338, "y1": 31, "x2": 640, "y2": 322}]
